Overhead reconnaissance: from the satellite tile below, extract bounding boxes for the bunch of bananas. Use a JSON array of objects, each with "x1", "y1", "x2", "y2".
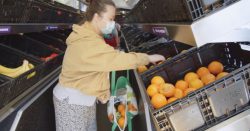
[{"x1": 0, "y1": 60, "x2": 36, "y2": 79}]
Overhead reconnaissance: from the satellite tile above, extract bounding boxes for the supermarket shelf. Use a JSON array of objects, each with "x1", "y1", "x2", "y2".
[
  {"x1": 0, "y1": 24, "x2": 72, "y2": 36},
  {"x1": 123, "y1": 23, "x2": 196, "y2": 46},
  {"x1": 0, "y1": 66, "x2": 61, "y2": 124},
  {"x1": 121, "y1": 32, "x2": 155, "y2": 131},
  {"x1": 133, "y1": 69, "x2": 155, "y2": 131}
]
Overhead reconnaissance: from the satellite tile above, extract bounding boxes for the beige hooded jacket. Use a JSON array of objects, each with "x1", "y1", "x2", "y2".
[{"x1": 59, "y1": 22, "x2": 149, "y2": 102}]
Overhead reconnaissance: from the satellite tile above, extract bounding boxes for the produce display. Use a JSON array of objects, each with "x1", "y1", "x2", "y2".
[
  {"x1": 0, "y1": 60, "x2": 35, "y2": 79},
  {"x1": 137, "y1": 61, "x2": 165, "y2": 74},
  {"x1": 146, "y1": 61, "x2": 229, "y2": 109},
  {"x1": 137, "y1": 50, "x2": 187, "y2": 74}
]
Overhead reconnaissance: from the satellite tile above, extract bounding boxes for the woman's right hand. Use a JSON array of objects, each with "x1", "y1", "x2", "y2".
[{"x1": 148, "y1": 54, "x2": 165, "y2": 64}]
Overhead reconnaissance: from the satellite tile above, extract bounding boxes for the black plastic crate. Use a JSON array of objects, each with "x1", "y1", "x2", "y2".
[
  {"x1": 43, "y1": 31, "x2": 68, "y2": 42},
  {"x1": 0, "y1": 0, "x2": 30, "y2": 23},
  {"x1": 152, "y1": 64, "x2": 250, "y2": 131},
  {"x1": 126, "y1": 0, "x2": 240, "y2": 23},
  {"x1": 58, "y1": 29, "x2": 72, "y2": 37},
  {"x1": 123, "y1": 29, "x2": 143, "y2": 39},
  {"x1": 23, "y1": 0, "x2": 79, "y2": 23},
  {"x1": 141, "y1": 42, "x2": 250, "y2": 87},
  {"x1": 37, "y1": 0, "x2": 53, "y2": 3},
  {"x1": 50, "y1": 2, "x2": 80, "y2": 23},
  {"x1": 0, "y1": 76, "x2": 12, "y2": 109},
  {"x1": 0, "y1": 0, "x2": 80, "y2": 23},
  {"x1": 25, "y1": 32, "x2": 67, "y2": 52},
  {"x1": 140, "y1": 42, "x2": 250, "y2": 130},
  {"x1": 0, "y1": 35, "x2": 64, "y2": 77},
  {"x1": 0, "y1": 44, "x2": 42, "y2": 107},
  {"x1": 53, "y1": 1, "x2": 78, "y2": 13},
  {"x1": 121, "y1": 26, "x2": 186, "y2": 58},
  {"x1": 23, "y1": 1, "x2": 54, "y2": 23},
  {"x1": 139, "y1": 40, "x2": 192, "y2": 58},
  {"x1": 136, "y1": 41, "x2": 192, "y2": 74},
  {"x1": 121, "y1": 27, "x2": 159, "y2": 50},
  {"x1": 127, "y1": 32, "x2": 160, "y2": 47}
]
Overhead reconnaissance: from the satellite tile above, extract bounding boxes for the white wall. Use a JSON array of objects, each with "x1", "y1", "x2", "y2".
[{"x1": 191, "y1": 0, "x2": 250, "y2": 47}]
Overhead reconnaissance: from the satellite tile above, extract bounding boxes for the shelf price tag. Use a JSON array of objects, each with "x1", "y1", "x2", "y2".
[
  {"x1": 0, "y1": 26, "x2": 11, "y2": 34},
  {"x1": 45, "y1": 26, "x2": 58, "y2": 30},
  {"x1": 152, "y1": 27, "x2": 169, "y2": 37}
]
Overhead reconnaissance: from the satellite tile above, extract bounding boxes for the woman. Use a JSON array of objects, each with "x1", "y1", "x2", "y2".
[{"x1": 53, "y1": 0, "x2": 165, "y2": 131}]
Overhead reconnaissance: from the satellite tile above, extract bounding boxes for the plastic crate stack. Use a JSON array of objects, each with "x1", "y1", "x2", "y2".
[
  {"x1": 0, "y1": 30, "x2": 69, "y2": 109},
  {"x1": 125, "y1": 0, "x2": 241, "y2": 23},
  {"x1": 140, "y1": 42, "x2": 250, "y2": 131},
  {"x1": 122, "y1": 25, "x2": 250, "y2": 130},
  {"x1": 121, "y1": 25, "x2": 192, "y2": 69},
  {"x1": 0, "y1": 0, "x2": 81, "y2": 23},
  {"x1": 0, "y1": 0, "x2": 29, "y2": 23}
]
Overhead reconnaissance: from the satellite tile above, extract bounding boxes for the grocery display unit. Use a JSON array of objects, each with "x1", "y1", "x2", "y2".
[
  {"x1": 0, "y1": 9, "x2": 154, "y2": 131},
  {"x1": 1, "y1": 0, "x2": 249, "y2": 131},
  {"x1": 0, "y1": 28, "x2": 66, "y2": 130},
  {"x1": 0, "y1": 1, "x2": 81, "y2": 131},
  {"x1": 121, "y1": 23, "x2": 250, "y2": 131},
  {"x1": 125, "y1": 0, "x2": 250, "y2": 47}
]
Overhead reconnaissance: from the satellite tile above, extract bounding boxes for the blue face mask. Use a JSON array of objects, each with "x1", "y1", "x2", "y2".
[{"x1": 101, "y1": 21, "x2": 115, "y2": 35}]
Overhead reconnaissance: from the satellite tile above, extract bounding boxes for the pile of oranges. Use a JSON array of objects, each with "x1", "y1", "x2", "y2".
[
  {"x1": 117, "y1": 104, "x2": 126, "y2": 128},
  {"x1": 137, "y1": 61, "x2": 165, "y2": 73},
  {"x1": 108, "y1": 102, "x2": 138, "y2": 129},
  {"x1": 147, "y1": 61, "x2": 229, "y2": 109}
]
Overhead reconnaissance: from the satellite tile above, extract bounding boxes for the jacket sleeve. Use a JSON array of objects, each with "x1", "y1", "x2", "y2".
[{"x1": 80, "y1": 41, "x2": 150, "y2": 72}]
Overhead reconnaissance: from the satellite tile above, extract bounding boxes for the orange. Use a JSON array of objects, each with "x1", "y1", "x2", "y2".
[
  {"x1": 175, "y1": 80, "x2": 188, "y2": 91},
  {"x1": 159, "y1": 83, "x2": 175, "y2": 97},
  {"x1": 201, "y1": 73, "x2": 216, "y2": 85},
  {"x1": 208, "y1": 61, "x2": 224, "y2": 75},
  {"x1": 118, "y1": 117, "x2": 125, "y2": 128},
  {"x1": 118, "y1": 104, "x2": 125, "y2": 113},
  {"x1": 151, "y1": 93, "x2": 168, "y2": 109},
  {"x1": 137, "y1": 65, "x2": 148, "y2": 73},
  {"x1": 146, "y1": 84, "x2": 159, "y2": 97},
  {"x1": 174, "y1": 88, "x2": 184, "y2": 99},
  {"x1": 216, "y1": 72, "x2": 229, "y2": 80},
  {"x1": 151, "y1": 76, "x2": 165, "y2": 85},
  {"x1": 121, "y1": 110, "x2": 126, "y2": 117},
  {"x1": 196, "y1": 67, "x2": 210, "y2": 78},
  {"x1": 189, "y1": 79, "x2": 204, "y2": 89},
  {"x1": 184, "y1": 88, "x2": 196, "y2": 96},
  {"x1": 168, "y1": 97, "x2": 178, "y2": 104},
  {"x1": 184, "y1": 72, "x2": 199, "y2": 83}
]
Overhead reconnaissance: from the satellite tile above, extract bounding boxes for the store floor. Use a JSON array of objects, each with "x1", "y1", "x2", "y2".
[{"x1": 97, "y1": 102, "x2": 112, "y2": 131}]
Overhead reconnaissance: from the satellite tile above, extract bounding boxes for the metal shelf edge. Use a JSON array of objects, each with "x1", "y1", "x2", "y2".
[
  {"x1": 0, "y1": 24, "x2": 72, "y2": 36},
  {"x1": 0, "y1": 66, "x2": 61, "y2": 122}
]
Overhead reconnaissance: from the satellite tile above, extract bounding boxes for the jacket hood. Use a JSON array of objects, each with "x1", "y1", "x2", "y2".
[{"x1": 66, "y1": 22, "x2": 103, "y2": 45}]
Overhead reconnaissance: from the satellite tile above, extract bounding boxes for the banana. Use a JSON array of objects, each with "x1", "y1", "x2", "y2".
[
  {"x1": 1, "y1": 60, "x2": 29, "y2": 78},
  {"x1": 28, "y1": 63, "x2": 34, "y2": 69},
  {"x1": 0, "y1": 64, "x2": 24, "y2": 74},
  {"x1": 0, "y1": 60, "x2": 37, "y2": 79},
  {"x1": 27, "y1": 63, "x2": 36, "y2": 79}
]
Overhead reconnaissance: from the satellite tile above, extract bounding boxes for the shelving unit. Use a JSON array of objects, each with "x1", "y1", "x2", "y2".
[
  {"x1": 0, "y1": 24, "x2": 72, "y2": 36},
  {"x1": 0, "y1": 67, "x2": 61, "y2": 131}
]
